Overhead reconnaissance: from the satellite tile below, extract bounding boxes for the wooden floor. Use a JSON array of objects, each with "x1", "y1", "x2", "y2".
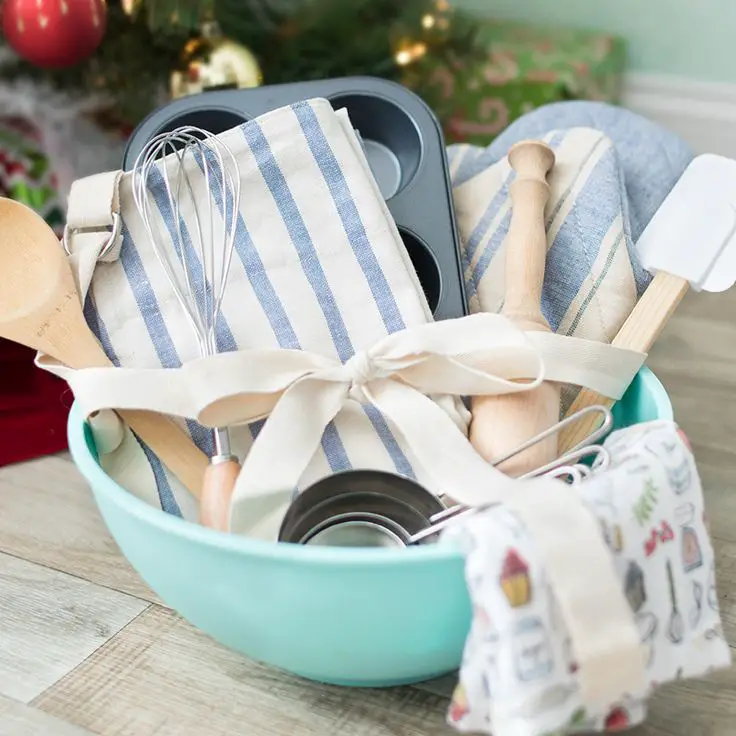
[{"x1": 1, "y1": 287, "x2": 735, "y2": 736}]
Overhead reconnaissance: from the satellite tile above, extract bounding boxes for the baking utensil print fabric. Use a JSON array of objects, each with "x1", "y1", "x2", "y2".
[{"x1": 443, "y1": 421, "x2": 730, "y2": 736}]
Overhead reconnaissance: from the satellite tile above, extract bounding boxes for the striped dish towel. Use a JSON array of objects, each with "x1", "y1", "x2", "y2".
[
  {"x1": 454, "y1": 127, "x2": 649, "y2": 342},
  {"x1": 71, "y1": 98, "x2": 460, "y2": 520},
  {"x1": 66, "y1": 98, "x2": 691, "y2": 520},
  {"x1": 448, "y1": 101, "x2": 692, "y2": 409}
]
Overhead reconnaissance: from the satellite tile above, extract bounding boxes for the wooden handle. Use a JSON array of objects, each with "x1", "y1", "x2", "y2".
[
  {"x1": 470, "y1": 140, "x2": 558, "y2": 475},
  {"x1": 199, "y1": 458, "x2": 241, "y2": 531},
  {"x1": 558, "y1": 271, "x2": 690, "y2": 453},
  {"x1": 502, "y1": 140, "x2": 556, "y2": 331},
  {"x1": 3, "y1": 259, "x2": 208, "y2": 498},
  {"x1": 0, "y1": 197, "x2": 208, "y2": 499},
  {"x1": 119, "y1": 409, "x2": 209, "y2": 499},
  {"x1": 48, "y1": 265, "x2": 210, "y2": 498},
  {"x1": 64, "y1": 300, "x2": 210, "y2": 498}
]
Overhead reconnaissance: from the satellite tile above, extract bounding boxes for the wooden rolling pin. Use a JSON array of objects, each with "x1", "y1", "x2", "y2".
[
  {"x1": 557, "y1": 272, "x2": 689, "y2": 453},
  {"x1": 470, "y1": 139, "x2": 559, "y2": 476}
]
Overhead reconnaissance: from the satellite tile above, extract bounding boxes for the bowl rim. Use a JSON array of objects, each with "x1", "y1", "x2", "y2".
[{"x1": 67, "y1": 367, "x2": 672, "y2": 567}]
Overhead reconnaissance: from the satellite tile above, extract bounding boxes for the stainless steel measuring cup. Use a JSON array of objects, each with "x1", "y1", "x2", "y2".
[{"x1": 278, "y1": 404, "x2": 613, "y2": 548}]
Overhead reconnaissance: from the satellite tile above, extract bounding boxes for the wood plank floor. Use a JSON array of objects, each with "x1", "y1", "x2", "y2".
[{"x1": 0, "y1": 286, "x2": 734, "y2": 735}]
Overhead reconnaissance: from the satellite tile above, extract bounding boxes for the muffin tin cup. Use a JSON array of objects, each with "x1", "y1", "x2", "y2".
[{"x1": 123, "y1": 76, "x2": 468, "y2": 322}]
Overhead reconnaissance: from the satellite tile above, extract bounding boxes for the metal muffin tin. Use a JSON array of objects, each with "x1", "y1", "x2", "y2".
[{"x1": 122, "y1": 76, "x2": 468, "y2": 321}]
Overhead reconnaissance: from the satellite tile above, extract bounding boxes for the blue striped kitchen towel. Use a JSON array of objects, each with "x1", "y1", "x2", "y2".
[
  {"x1": 447, "y1": 101, "x2": 692, "y2": 409},
  {"x1": 78, "y1": 98, "x2": 447, "y2": 520},
  {"x1": 74, "y1": 98, "x2": 692, "y2": 519}
]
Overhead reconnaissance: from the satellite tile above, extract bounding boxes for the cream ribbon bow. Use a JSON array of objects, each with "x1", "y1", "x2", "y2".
[
  {"x1": 53, "y1": 312, "x2": 645, "y2": 539},
  {"x1": 46, "y1": 310, "x2": 647, "y2": 709}
]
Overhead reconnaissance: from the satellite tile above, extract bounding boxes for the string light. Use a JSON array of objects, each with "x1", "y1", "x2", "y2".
[
  {"x1": 395, "y1": 41, "x2": 427, "y2": 66},
  {"x1": 394, "y1": 1, "x2": 453, "y2": 68},
  {"x1": 435, "y1": 0, "x2": 451, "y2": 30}
]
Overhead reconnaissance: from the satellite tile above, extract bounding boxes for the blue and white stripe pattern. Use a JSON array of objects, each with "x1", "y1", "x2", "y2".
[
  {"x1": 84, "y1": 99, "x2": 435, "y2": 518},
  {"x1": 453, "y1": 127, "x2": 644, "y2": 340},
  {"x1": 448, "y1": 103, "x2": 691, "y2": 410},
  {"x1": 82, "y1": 98, "x2": 692, "y2": 518}
]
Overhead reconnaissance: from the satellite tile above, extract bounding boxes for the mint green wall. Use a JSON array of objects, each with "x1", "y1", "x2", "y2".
[{"x1": 457, "y1": 0, "x2": 734, "y2": 83}]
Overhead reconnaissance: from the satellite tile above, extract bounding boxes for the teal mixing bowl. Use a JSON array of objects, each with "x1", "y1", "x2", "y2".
[{"x1": 67, "y1": 367, "x2": 673, "y2": 688}]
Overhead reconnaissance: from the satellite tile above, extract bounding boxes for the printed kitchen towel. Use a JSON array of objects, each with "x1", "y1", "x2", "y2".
[{"x1": 443, "y1": 420, "x2": 731, "y2": 736}]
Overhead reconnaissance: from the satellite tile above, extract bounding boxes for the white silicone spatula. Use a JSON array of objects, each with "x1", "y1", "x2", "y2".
[{"x1": 559, "y1": 153, "x2": 736, "y2": 451}]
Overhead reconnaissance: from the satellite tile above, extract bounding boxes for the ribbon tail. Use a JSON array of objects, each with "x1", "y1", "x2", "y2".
[
  {"x1": 500, "y1": 481, "x2": 647, "y2": 710},
  {"x1": 229, "y1": 377, "x2": 349, "y2": 540},
  {"x1": 366, "y1": 380, "x2": 519, "y2": 508},
  {"x1": 528, "y1": 332, "x2": 645, "y2": 400},
  {"x1": 368, "y1": 382, "x2": 646, "y2": 708}
]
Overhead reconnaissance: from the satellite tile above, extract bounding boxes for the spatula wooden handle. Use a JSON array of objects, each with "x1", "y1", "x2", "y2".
[
  {"x1": 470, "y1": 140, "x2": 558, "y2": 475},
  {"x1": 558, "y1": 271, "x2": 690, "y2": 453}
]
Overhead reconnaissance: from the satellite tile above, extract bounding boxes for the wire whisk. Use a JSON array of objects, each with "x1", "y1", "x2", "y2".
[
  {"x1": 132, "y1": 125, "x2": 241, "y2": 531},
  {"x1": 408, "y1": 405, "x2": 614, "y2": 544}
]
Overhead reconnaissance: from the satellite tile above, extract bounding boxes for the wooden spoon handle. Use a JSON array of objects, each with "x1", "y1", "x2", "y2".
[
  {"x1": 557, "y1": 271, "x2": 690, "y2": 453},
  {"x1": 0, "y1": 197, "x2": 209, "y2": 499},
  {"x1": 117, "y1": 409, "x2": 209, "y2": 499}
]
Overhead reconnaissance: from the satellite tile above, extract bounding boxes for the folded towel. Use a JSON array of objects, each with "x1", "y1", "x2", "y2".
[
  {"x1": 443, "y1": 420, "x2": 731, "y2": 736},
  {"x1": 62, "y1": 98, "x2": 466, "y2": 519},
  {"x1": 448, "y1": 102, "x2": 693, "y2": 411},
  {"x1": 450, "y1": 100, "x2": 693, "y2": 240},
  {"x1": 56, "y1": 99, "x2": 693, "y2": 522}
]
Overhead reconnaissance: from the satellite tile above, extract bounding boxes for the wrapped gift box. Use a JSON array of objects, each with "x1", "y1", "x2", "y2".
[
  {"x1": 0, "y1": 119, "x2": 69, "y2": 467},
  {"x1": 0, "y1": 340, "x2": 70, "y2": 467},
  {"x1": 417, "y1": 20, "x2": 626, "y2": 146}
]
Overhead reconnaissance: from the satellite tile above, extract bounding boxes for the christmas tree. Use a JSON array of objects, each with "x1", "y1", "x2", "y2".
[{"x1": 0, "y1": 0, "x2": 481, "y2": 131}]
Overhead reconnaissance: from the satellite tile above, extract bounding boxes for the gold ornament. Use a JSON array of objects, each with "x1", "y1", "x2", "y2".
[{"x1": 170, "y1": 22, "x2": 263, "y2": 100}]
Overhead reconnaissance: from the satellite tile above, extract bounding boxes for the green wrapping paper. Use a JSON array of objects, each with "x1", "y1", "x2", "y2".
[
  {"x1": 0, "y1": 120, "x2": 65, "y2": 230},
  {"x1": 416, "y1": 20, "x2": 626, "y2": 146}
]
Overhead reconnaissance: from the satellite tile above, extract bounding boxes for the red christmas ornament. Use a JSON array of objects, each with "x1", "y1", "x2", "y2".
[{"x1": 2, "y1": 0, "x2": 107, "y2": 69}]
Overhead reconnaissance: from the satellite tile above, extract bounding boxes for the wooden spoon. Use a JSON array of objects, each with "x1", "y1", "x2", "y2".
[
  {"x1": 0, "y1": 197, "x2": 207, "y2": 497},
  {"x1": 469, "y1": 140, "x2": 559, "y2": 476}
]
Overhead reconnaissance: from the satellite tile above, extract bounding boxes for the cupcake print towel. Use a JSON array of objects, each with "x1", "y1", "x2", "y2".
[{"x1": 443, "y1": 420, "x2": 731, "y2": 736}]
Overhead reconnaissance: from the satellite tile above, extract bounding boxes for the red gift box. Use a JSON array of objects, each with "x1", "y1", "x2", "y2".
[{"x1": 0, "y1": 339, "x2": 70, "y2": 467}]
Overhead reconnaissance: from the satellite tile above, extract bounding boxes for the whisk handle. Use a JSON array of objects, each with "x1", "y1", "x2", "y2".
[{"x1": 200, "y1": 457, "x2": 241, "y2": 531}]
